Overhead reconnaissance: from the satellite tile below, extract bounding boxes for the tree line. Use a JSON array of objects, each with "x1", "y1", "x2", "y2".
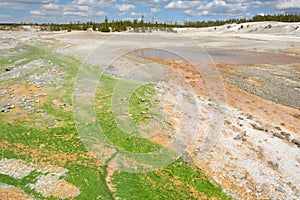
[
  {"x1": 2, "y1": 13, "x2": 300, "y2": 32},
  {"x1": 183, "y1": 13, "x2": 300, "y2": 28}
]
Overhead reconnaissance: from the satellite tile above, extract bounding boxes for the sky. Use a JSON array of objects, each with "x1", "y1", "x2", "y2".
[{"x1": 0, "y1": 0, "x2": 299, "y2": 23}]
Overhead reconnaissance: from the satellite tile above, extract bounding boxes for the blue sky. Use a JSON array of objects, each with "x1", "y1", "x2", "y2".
[{"x1": 0, "y1": 0, "x2": 299, "y2": 23}]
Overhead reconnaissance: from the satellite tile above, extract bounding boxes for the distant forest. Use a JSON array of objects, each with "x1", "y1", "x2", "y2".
[{"x1": 2, "y1": 13, "x2": 300, "y2": 32}]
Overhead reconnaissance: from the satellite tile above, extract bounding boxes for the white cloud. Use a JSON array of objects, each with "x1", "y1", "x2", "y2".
[
  {"x1": 30, "y1": 10, "x2": 45, "y2": 15},
  {"x1": 131, "y1": 11, "x2": 150, "y2": 17},
  {"x1": 0, "y1": 14, "x2": 13, "y2": 21},
  {"x1": 165, "y1": 0, "x2": 202, "y2": 9},
  {"x1": 96, "y1": 11, "x2": 107, "y2": 16},
  {"x1": 0, "y1": 2, "x2": 26, "y2": 10},
  {"x1": 73, "y1": 0, "x2": 116, "y2": 8},
  {"x1": 115, "y1": 4, "x2": 136, "y2": 12},
  {"x1": 63, "y1": 5, "x2": 91, "y2": 16},
  {"x1": 41, "y1": 3, "x2": 60, "y2": 10},
  {"x1": 150, "y1": 7, "x2": 161, "y2": 13},
  {"x1": 276, "y1": 0, "x2": 300, "y2": 9},
  {"x1": 122, "y1": 0, "x2": 169, "y2": 6},
  {"x1": 197, "y1": 0, "x2": 246, "y2": 15}
]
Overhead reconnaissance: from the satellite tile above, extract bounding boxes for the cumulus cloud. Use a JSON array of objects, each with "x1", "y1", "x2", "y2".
[
  {"x1": 41, "y1": 3, "x2": 60, "y2": 10},
  {"x1": 96, "y1": 11, "x2": 107, "y2": 16},
  {"x1": 72, "y1": 0, "x2": 116, "y2": 8},
  {"x1": 150, "y1": 7, "x2": 161, "y2": 14},
  {"x1": 115, "y1": 4, "x2": 136, "y2": 12},
  {"x1": 276, "y1": 0, "x2": 300, "y2": 9},
  {"x1": 165, "y1": 0, "x2": 202, "y2": 9},
  {"x1": 122, "y1": 0, "x2": 169, "y2": 6},
  {"x1": 197, "y1": 0, "x2": 246, "y2": 16},
  {"x1": 30, "y1": 10, "x2": 45, "y2": 15},
  {"x1": 63, "y1": 5, "x2": 91, "y2": 16}
]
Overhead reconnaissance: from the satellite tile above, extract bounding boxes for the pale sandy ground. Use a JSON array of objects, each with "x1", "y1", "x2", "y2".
[
  {"x1": 176, "y1": 22, "x2": 300, "y2": 56},
  {"x1": 0, "y1": 22, "x2": 299, "y2": 199}
]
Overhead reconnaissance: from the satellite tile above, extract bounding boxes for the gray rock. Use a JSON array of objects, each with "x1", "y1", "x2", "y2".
[
  {"x1": 60, "y1": 103, "x2": 68, "y2": 109},
  {"x1": 281, "y1": 131, "x2": 290, "y2": 139},
  {"x1": 0, "y1": 90, "x2": 7, "y2": 95},
  {"x1": 1, "y1": 108, "x2": 9, "y2": 113},
  {"x1": 251, "y1": 123, "x2": 265, "y2": 131},
  {"x1": 294, "y1": 114, "x2": 300, "y2": 119},
  {"x1": 275, "y1": 186, "x2": 284, "y2": 192},
  {"x1": 225, "y1": 120, "x2": 232, "y2": 125},
  {"x1": 27, "y1": 109, "x2": 35, "y2": 115},
  {"x1": 7, "y1": 104, "x2": 15, "y2": 109},
  {"x1": 268, "y1": 161, "x2": 279, "y2": 169},
  {"x1": 52, "y1": 99, "x2": 58, "y2": 104},
  {"x1": 247, "y1": 115, "x2": 253, "y2": 120},
  {"x1": 234, "y1": 131, "x2": 246, "y2": 140},
  {"x1": 47, "y1": 120, "x2": 57, "y2": 127},
  {"x1": 56, "y1": 118, "x2": 62, "y2": 122},
  {"x1": 291, "y1": 139, "x2": 300, "y2": 147},
  {"x1": 273, "y1": 133, "x2": 285, "y2": 139},
  {"x1": 255, "y1": 186, "x2": 263, "y2": 193},
  {"x1": 34, "y1": 93, "x2": 47, "y2": 97},
  {"x1": 275, "y1": 126, "x2": 282, "y2": 131}
]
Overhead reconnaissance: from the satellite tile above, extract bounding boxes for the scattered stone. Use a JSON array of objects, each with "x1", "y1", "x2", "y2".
[
  {"x1": 27, "y1": 109, "x2": 35, "y2": 115},
  {"x1": 273, "y1": 133, "x2": 285, "y2": 139},
  {"x1": 7, "y1": 104, "x2": 15, "y2": 109},
  {"x1": 34, "y1": 93, "x2": 47, "y2": 97},
  {"x1": 281, "y1": 131, "x2": 291, "y2": 139},
  {"x1": 52, "y1": 99, "x2": 58, "y2": 104},
  {"x1": 238, "y1": 117, "x2": 244, "y2": 120},
  {"x1": 39, "y1": 113, "x2": 48, "y2": 117},
  {"x1": 60, "y1": 104, "x2": 68, "y2": 109},
  {"x1": 275, "y1": 186, "x2": 284, "y2": 193},
  {"x1": 251, "y1": 123, "x2": 265, "y2": 131},
  {"x1": 291, "y1": 139, "x2": 300, "y2": 147},
  {"x1": 247, "y1": 115, "x2": 253, "y2": 120},
  {"x1": 0, "y1": 90, "x2": 7, "y2": 95},
  {"x1": 121, "y1": 97, "x2": 128, "y2": 101},
  {"x1": 234, "y1": 131, "x2": 246, "y2": 140},
  {"x1": 48, "y1": 120, "x2": 57, "y2": 127},
  {"x1": 255, "y1": 186, "x2": 263, "y2": 193},
  {"x1": 231, "y1": 170, "x2": 247, "y2": 180},
  {"x1": 275, "y1": 126, "x2": 282, "y2": 131},
  {"x1": 1, "y1": 108, "x2": 9, "y2": 113},
  {"x1": 225, "y1": 120, "x2": 232, "y2": 125},
  {"x1": 120, "y1": 111, "x2": 129, "y2": 115},
  {"x1": 268, "y1": 161, "x2": 279, "y2": 169},
  {"x1": 141, "y1": 98, "x2": 146, "y2": 102},
  {"x1": 56, "y1": 117, "x2": 62, "y2": 122},
  {"x1": 294, "y1": 114, "x2": 300, "y2": 119}
]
